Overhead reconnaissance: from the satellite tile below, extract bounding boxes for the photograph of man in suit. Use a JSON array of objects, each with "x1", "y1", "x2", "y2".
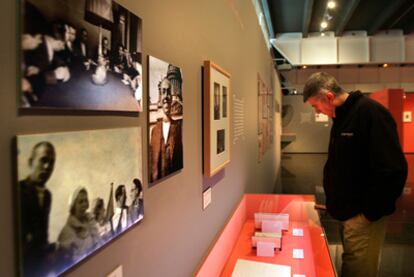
[
  {"x1": 19, "y1": 141, "x2": 56, "y2": 277},
  {"x1": 150, "y1": 77, "x2": 183, "y2": 182}
]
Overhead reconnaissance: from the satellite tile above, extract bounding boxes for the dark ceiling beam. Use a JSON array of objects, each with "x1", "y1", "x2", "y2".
[
  {"x1": 336, "y1": 0, "x2": 361, "y2": 37},
  {"x1": 302, "y1": 0, "x2": 314, "y2": 37},
  {"x1": 389, "y1": 2, "x2": 414, "y2": 29},
  {"x1": 261, "y1": 0, "x2": 275, "y2": 38},
  {"x1": 368, "y1": 0, "x2": 406, "y2": 35}
]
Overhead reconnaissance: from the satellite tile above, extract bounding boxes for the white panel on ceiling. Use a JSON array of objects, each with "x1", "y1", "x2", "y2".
[
  {"x1": 276, "y1": 32, "x2": 303, "y2": 39},
  {"x1": 308, "y1": 31, "x2": 335, "y2": 38},
  {"x1": 405, "y1": 35, "x2": 414, "y2": 62},
  {"x1": 301, "y1": 37, "x2": 337, "y2": 65},
  {"x1": 338, "y1": 36, "x2": 369, "y2": 64},
  {"x1": 359, "y1": 67, "x2": 379, "y2": 83},
  {"x1": 338, "y1": 67, "x2": 359, "y2": 83},
  {"x1": 342, "y1": 31, "x2": 368, "y2": 37},
  {"x1": 379, "y1": 67, "x2": 400, "y2": 83},
  {"x1": 401, "y1": 67, "x2": 414, "y2": 82},
  {"x1": 297, "y1": 69, "x2": 318, "y2": 84},
  {"x1": 274, "y1": 39, "x2": 301, "y2": 65},
  {"x1": 370, "y1": 31, "x2": 405, "y2": 63}
]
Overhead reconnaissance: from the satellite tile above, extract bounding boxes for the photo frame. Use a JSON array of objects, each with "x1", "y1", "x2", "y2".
[
  {"x1": 203, "y1": 61, "x2": 231, "y2": 177},
  {"x1": 148, "y1": 55, "x2": 183, "y2": 184},
  {"x1": 20, "y1": 0, "x2": 143, "y2": 112},
  {"x1": 16, "y1": 127, "x2": 143, "y2": 277}
]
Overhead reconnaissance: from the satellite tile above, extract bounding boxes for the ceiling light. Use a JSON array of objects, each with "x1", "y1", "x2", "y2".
[
  {"x1": 383, "y1": 63, "x2": 388, "y2": 68},
  {"x1": 321, "y1": 21, "x2": 328, "y2": 29},
  {"x1": 302, "y1": 65, "x2": 307, "y2": 69},
  {"x1": 327, "y1": 1, "x2": 336, "y2": 9}
]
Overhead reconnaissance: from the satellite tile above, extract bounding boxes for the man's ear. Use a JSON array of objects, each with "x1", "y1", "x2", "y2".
[{"x1": 326, "y1": 91, "x2": 335, "y2": 102}]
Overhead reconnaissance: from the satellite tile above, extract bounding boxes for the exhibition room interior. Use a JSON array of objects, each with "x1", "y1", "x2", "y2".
[{"x1": 1, "y1": 0, "x2": 414, "y2": 276}]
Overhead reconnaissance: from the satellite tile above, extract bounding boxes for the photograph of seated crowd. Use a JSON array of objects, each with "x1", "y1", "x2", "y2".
[
  {"x1": 19, "y1": 140, "x2": 143, "y2": 277},
  {"x1": 21, "y1": 0, "x2": 143, "y2": 112}
]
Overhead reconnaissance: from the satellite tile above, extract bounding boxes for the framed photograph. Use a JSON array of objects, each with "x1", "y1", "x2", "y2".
[
  {"x1": 20, "y1": 0, "x2": 143, "y2": 112},
  {"x1": 203, "y1": 60, "x2": 231, "y2": 177},
  {"x1": 148, "y1": 56, "x2": 183, "y2": 184},
  {"x1": 17, "y1": 127, "x2": 143, "y2": 277}
]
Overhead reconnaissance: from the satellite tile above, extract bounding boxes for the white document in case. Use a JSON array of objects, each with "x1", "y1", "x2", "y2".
[
  {"x1": 293, "y1": 248, "x2": 304, "y2": 259},
  {"x1": 231, "y1": 259, "x2": 291, "y2": 277},
  {"x1": 292, "y1": 228, "x2": 304, "y2": 237}
]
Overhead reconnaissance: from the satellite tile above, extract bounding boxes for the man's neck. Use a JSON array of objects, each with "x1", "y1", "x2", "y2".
[{"x1": 334, "y1": 92, "x2": 350, "y2": 107}]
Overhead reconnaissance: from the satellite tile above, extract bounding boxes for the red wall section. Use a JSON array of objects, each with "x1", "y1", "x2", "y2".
[
  {"x1": 404, "y1": 94, "x2": 414, "y2": 153},
  {"x1": 369, "y1": 89, "x2": 404, "y2": 147}
]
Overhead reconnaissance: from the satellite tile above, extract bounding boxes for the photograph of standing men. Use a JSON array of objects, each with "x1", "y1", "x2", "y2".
[
  {"x1": 149, "y1": 56, "x2": 184, "y2": 183},
  {"x1": 21, "y1": 0, "x2": 143, "y2": 112},
  {"x1": 17, "y1": 128, "x2": 143, "y2": 277}
]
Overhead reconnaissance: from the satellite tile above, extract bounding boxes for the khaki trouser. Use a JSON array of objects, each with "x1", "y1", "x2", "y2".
[{"x1": 340, "y1": 214, "x2": 389, "y2": 277}]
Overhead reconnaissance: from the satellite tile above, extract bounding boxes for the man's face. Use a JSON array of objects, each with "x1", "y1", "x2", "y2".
[
  {"x1": 120, "y1": 187, "x2": 126, "y2": 205},
  {"x1": 74, "y1": 191, "x2": 89, "y2": 218},
  {"x1": 81, "y1": 30, "x2": 88, "y2": 42},
  {"x1": 103, "y1": 38, "x2": 108, "y2": 48},
  {"x1": 160, "y1": 79, "x2": 172, "y2": 117},
  {"x1": 29, "y1": 145, "x2": 55, "y2": 184},
  {"x1": 307, "y1": 92, "x2": 336, "y2": 118},
  {"x1": 130, "y1": 187, "x2": 138, "y2": 200}
]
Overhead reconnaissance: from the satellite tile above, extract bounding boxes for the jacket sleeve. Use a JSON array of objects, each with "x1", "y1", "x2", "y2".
[{"x1": 361, "y1": 102, "x2": 408, "y2": 221}]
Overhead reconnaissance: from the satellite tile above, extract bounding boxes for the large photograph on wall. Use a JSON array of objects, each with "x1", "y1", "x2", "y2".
[
  {"x1": 257, "y1": 74, "x2": 273, "y2": 162},
  {"x1": 20, "y1": 0, "x2": 143, "y2": 112},
  {"x1": 148, "y1": 56, "x2": 183, "y2": 184},
  {"x1": 203, "y1": 60, "x2": 231, "y2": 177},
  {"x1": 17, "y1": 127, "x2": 143, "y2": 277}
]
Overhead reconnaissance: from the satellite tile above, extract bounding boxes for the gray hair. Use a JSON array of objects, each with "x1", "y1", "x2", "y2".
[{"x1": 303, "y1": 72, "x2": 344, "y2": 102}]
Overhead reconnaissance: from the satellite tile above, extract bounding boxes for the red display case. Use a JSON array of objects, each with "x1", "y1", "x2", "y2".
[{"x1": 196, "y1": 194, "x2": 337, "y2": 277}]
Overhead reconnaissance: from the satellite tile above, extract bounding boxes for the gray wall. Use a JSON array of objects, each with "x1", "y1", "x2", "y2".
[
  {"x1": 282, "y1": 95, "x2": 331, "y2": 153},
  {"x1": 0, "y1": 1, "x2": 280, "y2": 277}
]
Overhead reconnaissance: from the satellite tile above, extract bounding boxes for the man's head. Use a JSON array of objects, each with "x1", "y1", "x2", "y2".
[
  {"x1": 80, "y1": 28, "x2": 88, "y2": 42},
  {"x1": 159, "y1": 78, "x2": 172, "y2": 119},
  {"x1": 102, "y1": 37, "x2": 109, "y2": 48},
  {"x1": 115, "y1": 185, "x2": 126, "y2": 206},
  {"x1": 27, "y1": 142, "x2": 56, "y2": 185},
  {"x1": 303, "y1": 72, "x2": 345, "y2": 118}
]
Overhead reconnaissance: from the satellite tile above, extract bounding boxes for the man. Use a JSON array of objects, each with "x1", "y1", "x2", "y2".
[
  {"x1": 128, "y1": 178, "x2": 143, "y2": 225},
  {"x1": 112, "y1": 185, "x2": 128, "y2": 233},
  {"x1": 74, "y1": 28, "x2": 91, "y2": 70},
  {"x1": 303, "y1": 72, "x2": 408, "y2": 277},
  {"x1": 19, "y1": 141, "x2": 56, "y2": 276},
  {"x1": 150, "y1": 78, "x2": 183, "y2": 182}
]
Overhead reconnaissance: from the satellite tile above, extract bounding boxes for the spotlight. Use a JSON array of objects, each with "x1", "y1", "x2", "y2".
[
  {"x1": 302, "y1": 65, "x2": 307, "y2": 69},
  {"x1": 382, "y1": 63, "x2": 388, "y2": 68},
  {"x1": 321, "y1": 21, "x2": 328, "y2": 29},
  {"x1": 327, "y1": 1, "x2": 336, "y2": 9}
]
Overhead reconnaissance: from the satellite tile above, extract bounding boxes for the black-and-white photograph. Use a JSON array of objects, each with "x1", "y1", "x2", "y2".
[
  {"x1": 17, "y1": 127, "x2": 143, "y2": 277},
  {"x1": 214, "y1": 82, "x2": 220, "y2": 120},
  {"x1": 217, "y1": 129, "x2": 225, "y2": 154},
  {"x1": 222, "y1": 85, "x2": 227, "y2": 118},
  {"x1": 20, "y1": 0, "x2": 143, "y2": 112},
  {"x1": 148, "y1": 56, "x2": 183, "y2": 184}
]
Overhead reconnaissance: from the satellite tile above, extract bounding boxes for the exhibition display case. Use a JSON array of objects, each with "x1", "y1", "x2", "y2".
[{"x1": 196, "y1": 194, "x2": 336, "y2": 277}]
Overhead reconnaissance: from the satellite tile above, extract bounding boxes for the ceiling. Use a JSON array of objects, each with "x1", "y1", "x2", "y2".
[{"x1": 264, "y1": 0, "x2": 414, "y2": 38}]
